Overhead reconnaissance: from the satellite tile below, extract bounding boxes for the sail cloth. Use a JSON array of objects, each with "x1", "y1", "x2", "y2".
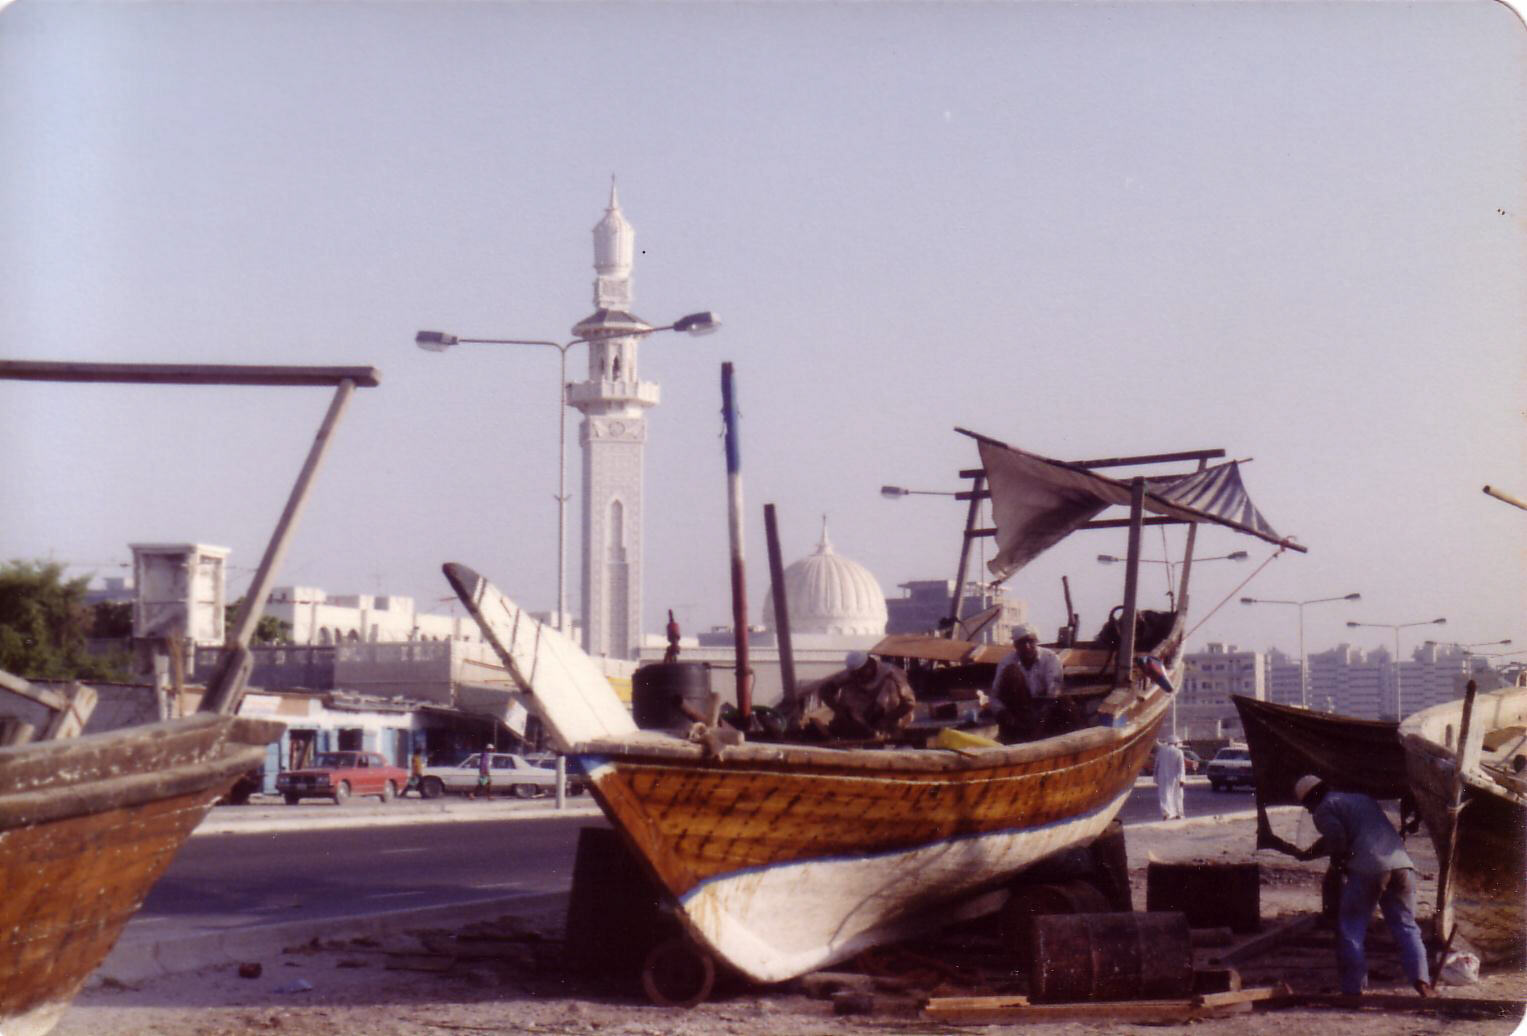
[{"x1": 975, "y1": 436, "x2": 1304, "y2": 583}]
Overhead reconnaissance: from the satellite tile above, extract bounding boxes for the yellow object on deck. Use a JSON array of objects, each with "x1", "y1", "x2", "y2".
[{"x1": 934, "y1": 727, "x2": 1002, "y2": 751}]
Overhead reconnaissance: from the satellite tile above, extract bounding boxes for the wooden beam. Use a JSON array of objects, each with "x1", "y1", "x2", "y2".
[
  {"x1": 0, "y1": 669, "x2": 69, "y2": 712},
  {"x1": 0, "y1": 360, "x2": 381, "y2": 388},
  {"x1": 41, "y1": 681, "x2": 97, "y2": 739},
  {"x1": 1211, "y1": 914, "x2": 1319, "y2": 966},
  {"x1": 1273, "y1": 992, "x2": 1525, "y2": 1018},
  {"x1": 1070, "y1": 448, "x2": 1226, "y2": 469},
  {"x1": 1082, "y1": 517, "x2": 1186, "y2": 529},
  {"x1": 923, "y1": 994, "x2": 1257, "y2": 1024}
]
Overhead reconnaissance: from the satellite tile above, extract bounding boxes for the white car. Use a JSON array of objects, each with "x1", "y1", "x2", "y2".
[
  {"x1": 416, "y1": 752, "x2": 586, "y2": 800},
  {"x1": 1206, "y1": 744, "x2": 1255, "y2": 792}
]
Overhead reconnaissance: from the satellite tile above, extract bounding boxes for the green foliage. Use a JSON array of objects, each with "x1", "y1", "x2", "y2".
[
  {"x1": 0, "y1": 560, "x2": 128, "y2": 680},
  {"x1": 91, "y1": 600, "x2": 134, "y2": 638},
  {"x1": 224, "y1": 599, "x2": 292, "y2": 645}
]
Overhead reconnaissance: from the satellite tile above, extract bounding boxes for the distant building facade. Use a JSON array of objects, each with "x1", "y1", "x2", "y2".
[
  {"x1": 1180, "y1": 642, "x2": 1265, "y2": 740},
  {"x1": 885, "y1": 579, "x2": 1026, "y2": 645}
]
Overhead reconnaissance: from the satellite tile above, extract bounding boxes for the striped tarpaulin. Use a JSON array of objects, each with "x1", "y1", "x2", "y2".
[{"x1": 1146, "y1": 461, "x2": 1285, "y2": 545}]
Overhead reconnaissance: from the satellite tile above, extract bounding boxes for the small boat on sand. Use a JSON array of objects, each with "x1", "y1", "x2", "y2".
[
  {"x1": 1400, "y1": 681, "x2": 1527, "y2": 965},
  {"x1": 1231, "y1": 694, "x2": 1413, "y2": 854},
  {"x1": 0, "y1": 360, "x2": 377, "y2": 1036},
  {"x1": 446, "y1": 416, "x2": 1304, "y2": 987}
]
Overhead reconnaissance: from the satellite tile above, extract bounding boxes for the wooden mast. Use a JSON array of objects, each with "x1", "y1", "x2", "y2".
[
  {"x1": 1115, "y1": 477, "x2": 1146, "y2": 688},
  {"x1": 764, "y1": 503, "x2": 798, "y2": 711}
]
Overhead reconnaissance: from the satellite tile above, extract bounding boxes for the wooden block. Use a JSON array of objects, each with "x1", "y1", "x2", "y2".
[
  {"x1": 1147, "y1": 861, "x2": 1260, "y2": 932},
  {"x1": 925, "y1": 995, "x2": 1232, "y2": 1024},
  {"x1": 1192, "y1": 966, "x2": 1242, "y2": 994}
]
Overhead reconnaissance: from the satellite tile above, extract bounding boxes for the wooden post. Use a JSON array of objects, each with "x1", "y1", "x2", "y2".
[
  {"x1": 1116, "y1": 477, "x2": 1146, "y2": 687},
  {"x1": 764, "y1": 503, "x2": 797, "y2": 710},
  {"x1": 721, "y1": 363, "x2": 751, "y2": 720},
  {"x1": 201, "y1": 378, "x2": 358, "y2": 714},
  {"x1": 1175, "y1": 458, "x2": 1210, "y2": 615},
  {"x1": 1434, "y1": 679, "x2": 1479, "y2": 958},
  {"x1": 945, "y1": 473, "x2": 986, "y2": 636}
]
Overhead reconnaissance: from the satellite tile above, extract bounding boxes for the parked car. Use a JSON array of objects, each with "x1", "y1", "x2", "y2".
[
  {"x1": 1205, "y1": 744, "x2": 1255, "y2": 791},
  {"x1": 275, "y1": 751, "x2": 408, "y2": 805},
  {"x1": 417, "y1": 752, "x2": 587, "y2": 800}
]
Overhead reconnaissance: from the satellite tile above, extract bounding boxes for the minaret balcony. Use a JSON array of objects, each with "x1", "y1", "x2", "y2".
[{"x1": 567, "y1": 379, "x2": 660, "y2": 409}]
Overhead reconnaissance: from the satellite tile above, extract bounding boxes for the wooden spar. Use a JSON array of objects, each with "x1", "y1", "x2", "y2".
[
  {"x1": 0, "y1": 360, "x2": 380, "y2": 387},
  {"x1": 1061, "y1": 576, "x2": 1077, "y2": 643},
  {"x1": 946, "y1": 472, "x2": 987, "y2": 636},
  {"x1": 1483, "y1": 485, "x2": 1527, "y2": 511},
  {"x1": 200, "y1": 378, "x2": 359, "y2": 714},
  {"x1": 721, "y1": 363, "x2": 751, "y2": 720},
  {"x1": 1115, "y1": 477, "x2": 1146, "y2": 687},
  {"x1": 764, "y1": 503, "x2": 798, "y2": 709},
  {"x1": 1433, "y1": 679, "x2": 1480, "y2": 959},
  {"x1": 1175, "y1": 457, "x2": 1211, "y2": 615}
]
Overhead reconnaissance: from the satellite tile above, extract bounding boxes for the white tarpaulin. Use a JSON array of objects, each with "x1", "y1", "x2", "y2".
[{"x1": 977, "y1": 438, "x2": 1303, "y2": 583}]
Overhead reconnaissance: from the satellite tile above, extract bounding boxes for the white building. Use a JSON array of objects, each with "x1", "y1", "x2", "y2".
[
  {"x1": 567, "y1": 184, "x2": 658, "y2": 661},
  {"x1": 264, "y1": 586, "x2": 476, "y2": 645},
  {"x1": 640, "y1": 524, "x2": 892, "y2": 707},
  {"x1": 1180, "y1": 642, "x2": 1265, "y2": 740}
]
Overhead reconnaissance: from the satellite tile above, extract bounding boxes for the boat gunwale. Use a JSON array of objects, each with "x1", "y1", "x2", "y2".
[{"x1": 572, "y1": 689, "x2": 1166, "y2": 775}]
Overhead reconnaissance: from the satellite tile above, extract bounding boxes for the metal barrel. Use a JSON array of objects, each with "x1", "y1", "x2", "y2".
[
  {"x1": 632, "y1": 662, "x2": 713, "y2": 730},
  {"x1": 1030, "y1": 911, "x2": 1193, "y2": 1002},
  {"x1": 999, "y1": 879, "x2": 1112, "y2": 967}
]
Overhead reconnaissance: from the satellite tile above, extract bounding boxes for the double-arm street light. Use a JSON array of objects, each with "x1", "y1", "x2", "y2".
[
  {"x1": 1241, "y1": 592, "x2": 1362, "y2": 709},
  {"x1": 1098, "y1": 551, "x2": 1247, "y2": 610},
  {"x1": 1346, "y1": 616, "x2": 1446, "y2": 720},
  {"x1": 880, "y1": 485, "x2": 960, "y2": 499},
  {"x1": 415, "y1": 311, "x2": 720, "y2": 634}
]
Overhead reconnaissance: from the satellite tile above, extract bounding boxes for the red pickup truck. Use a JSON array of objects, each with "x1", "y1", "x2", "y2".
[{"x1": 275, "y1": 751, "x2": 408, "y2": 805}]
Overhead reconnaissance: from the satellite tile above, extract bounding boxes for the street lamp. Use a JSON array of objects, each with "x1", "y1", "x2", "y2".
[
  {"x1": 1346, "y1": 617, "x2": 1446, "y2": 720},
  {"x1": 1424, "y1": 638, "x2": 1513, "y2": 676},
  {"x1": 880, "y1": 485, "x2": 960, "y2": 498},
  {"x1": 1240, "y1": 593, "x2": 1362, "y2": 709},
  {"x1": 1098, "y1": 551, "x2": 1247, "y2": 609},
  {"x1": 415, "y1": 311, "x2": 720, "y2": 634}
]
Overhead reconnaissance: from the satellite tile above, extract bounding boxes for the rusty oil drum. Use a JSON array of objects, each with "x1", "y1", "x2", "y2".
[
  {"x1": 1030, "y1": 911, "x2": 1193, "y2": 1002},
  {"x1": 999, "y1": 879, "x2": 1112, "y2": 967},
  {"x1": 632, "y1": 662, "x2": 713, "y2": 730}
]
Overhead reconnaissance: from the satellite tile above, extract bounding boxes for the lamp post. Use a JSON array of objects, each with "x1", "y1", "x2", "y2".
[
  {"x1": 1424, "y1": 638, "x2": 1513, "y2": 676},
  {"x1": 880, "y1": 485, "x2": 959, "y2": 498},
  {"x1": 1240, "y1": 593, "x2": 1362, "y2": 709},
  {"x1": 416, "y1": 311, "x2": 719, "y2": 634},
  {"x1": 1098, "y1": 551, "x2": 1247, "y2": 610},
  {"x1": 1346, "y1": 616, "x2": 1447, "y2": 720}
]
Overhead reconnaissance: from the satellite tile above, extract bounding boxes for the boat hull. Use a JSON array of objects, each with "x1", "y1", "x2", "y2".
[
  {"x1": 583, "y1": 716, "x2": 1160, "y2": 983},
  {"x1": 0, "y1": 714, "x2": 280, "y2": 1036},
  {"x1": 1400, "y1": 686, "x2": 1527, "y2": 965}
]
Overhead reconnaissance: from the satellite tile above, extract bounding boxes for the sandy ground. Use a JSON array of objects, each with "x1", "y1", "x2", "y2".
[{"x1": 54, "y1": 807, "x2": 1527, "y2": 1036}]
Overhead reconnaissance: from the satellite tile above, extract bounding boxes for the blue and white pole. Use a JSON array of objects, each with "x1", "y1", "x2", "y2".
[{"x1": 721, "y1": 362, "x2": 752, "y2": 719}]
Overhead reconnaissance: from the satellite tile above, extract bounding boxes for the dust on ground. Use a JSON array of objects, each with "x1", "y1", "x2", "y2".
[{"x1": 54, "y1": 809, "x2": 1527, "y2": 1036}]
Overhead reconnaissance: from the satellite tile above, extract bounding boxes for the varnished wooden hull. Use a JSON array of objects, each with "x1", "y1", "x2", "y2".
[
  {"x1": 1400, "y1": 686, "x2": 1527, "y2": 965},
  {"x1": 0, "y1": 714, "x2": 281, "y2": 1036},
  {"x1": 581, "y1": 707, "x2": 1164, "y2": 982}
]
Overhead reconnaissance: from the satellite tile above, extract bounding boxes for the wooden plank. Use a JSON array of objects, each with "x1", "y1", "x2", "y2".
[
  {"x1": 41, "y1": 682, "x2": 98, "y2": 740},
  {"x1": 0, "y1": 360, "x2": 381, "y2": 388},
  {"x1": 1274, "y1": 992, "x2": 1526, "y2": 1017},
  {"x1": 0, "y1": 670, "x2": 69, "y2": 712},
  {"x1": 924, "y1": 995, "x2": 1251, "y2": 1024},
  {"x1": 1211, "y1": 913, "x2": 1319, "y2": 965},
  {"x1": 1196, "y1": 983, "x2": 1291, "y2": 1008}
]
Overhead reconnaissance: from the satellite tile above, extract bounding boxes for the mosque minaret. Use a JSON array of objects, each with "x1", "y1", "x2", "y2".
[{"x1": 566, "y1": 182, "x2": 659, "y2": 658}]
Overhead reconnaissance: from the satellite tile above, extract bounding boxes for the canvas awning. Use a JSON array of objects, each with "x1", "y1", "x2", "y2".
[{"x1": 971, "y1": 434, "x2": 1305, "y2": 583}]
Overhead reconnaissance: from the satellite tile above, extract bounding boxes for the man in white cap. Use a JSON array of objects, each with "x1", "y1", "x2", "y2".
[
  {"x1": 1292, "y1": 774, "x2": 1434, "y2": 998},
  {"x1": 990, "y1": 623, "x2": 1068, "y2": 740},
  {"x1": 1154, "y1": 736, "x2": 1187, "y2": 820},
  {"x1": 812, "y1": 650, "x2": 916, "y2": 741}
]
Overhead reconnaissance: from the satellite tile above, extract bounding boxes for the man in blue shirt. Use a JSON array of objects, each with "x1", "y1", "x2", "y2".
[{"x1": 1293, "y1": 774, "x2": 1434, "y2": 998}]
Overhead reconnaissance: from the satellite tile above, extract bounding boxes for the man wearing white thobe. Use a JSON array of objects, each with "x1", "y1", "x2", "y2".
[{"x1": 1154, "y1": 736, "x2": 1187, "y2": 820}]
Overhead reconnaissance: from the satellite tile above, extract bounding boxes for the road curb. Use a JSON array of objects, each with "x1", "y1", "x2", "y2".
[
  {"x1": 94, "y1": 891, "x2": 570, "y2": 986},
  {"x1": 193, "y1": 799, "x2": 605, "y2": 836}
]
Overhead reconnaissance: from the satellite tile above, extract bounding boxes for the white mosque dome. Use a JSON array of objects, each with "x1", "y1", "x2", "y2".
[{"x1": 762, "y1": 521, "x2": 888, "y2": 637}]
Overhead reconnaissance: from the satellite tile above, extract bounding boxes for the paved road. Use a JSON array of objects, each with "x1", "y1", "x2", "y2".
[{"x1": 138, "y1": 779, "x2": 1252, "y2": 929}]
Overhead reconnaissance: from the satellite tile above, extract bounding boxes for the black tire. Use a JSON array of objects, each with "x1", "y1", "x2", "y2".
[
  {"x1": 420, "y1": 776, "x2": 445, "y2": 800},
  {"x1": 333, "y1": 780, "x2": 351, "y2": 805},
  {"x1": 284, "y1": 793, "x2": 301, "y2": 806},
  {"x1": 380, "y1": 780, "x2": 396, "y2": 803},
  {"x1": 512, "y1": 784, "x2": 538, "y2": 799}
]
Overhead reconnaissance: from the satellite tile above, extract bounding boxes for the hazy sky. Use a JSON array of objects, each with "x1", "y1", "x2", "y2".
[{"x1": 2, "y1": 0, "x2": 1522, "y2": 663}]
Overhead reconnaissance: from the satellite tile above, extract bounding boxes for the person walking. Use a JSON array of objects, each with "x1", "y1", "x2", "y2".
[
  {"x1": 473, "y1": 743, "x2": 495, "y2": 799},
  {"x1": 1292, "y1": 774, "x2": 1434, "y2": 998},
  {"x1": 1154, "y1": 736, "x2": 1187, "y2": 820}
]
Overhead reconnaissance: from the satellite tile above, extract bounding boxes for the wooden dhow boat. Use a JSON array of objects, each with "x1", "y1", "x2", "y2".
[
  {"x1": 1231, "y1": 694, "x2": 1414, "y2": 855},
  {"x1": 445, "y1": 409, "x2": 1305, "y2": 988},
  {"x1": 0, "y1": 361, "x2": 377, "y2": 1036},
  {"x1": 1400, "y1": 679, "x2": 1527, "y2": 965}
]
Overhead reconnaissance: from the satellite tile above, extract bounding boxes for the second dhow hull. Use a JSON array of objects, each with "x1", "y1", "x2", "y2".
[{"x1": 581, "y1": 716, "x2": 1160, "y2": 983}]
